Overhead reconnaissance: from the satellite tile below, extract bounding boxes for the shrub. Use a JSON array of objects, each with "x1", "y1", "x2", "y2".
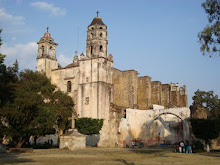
[{"x1": 75, "y1": 118, "x2": 104, "y2": 135}]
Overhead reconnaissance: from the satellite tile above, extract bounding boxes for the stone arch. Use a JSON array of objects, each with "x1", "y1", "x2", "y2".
[{"x1": 148, "y1": 112, "x2": 187, "y2": 144}]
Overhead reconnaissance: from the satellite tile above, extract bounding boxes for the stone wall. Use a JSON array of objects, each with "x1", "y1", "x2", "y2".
[
  {"x1": 151, "y1": 81, "x2": 162, "y2": 105},
  {"x1": 112, "y1": 68, "x2": 138, "y2": 108},
  {"x1": 51, "y1": 67, "x2": 79, "y2": 113},
  {"x1": 161, "y1": 84, "x2": 170, "y2": 108},
  {"x1": 119, "y1": 108, "x2": 190, "y2": 147},
  {"x1": 138, "y1": 76, "x2": 151, "y2": 110}
]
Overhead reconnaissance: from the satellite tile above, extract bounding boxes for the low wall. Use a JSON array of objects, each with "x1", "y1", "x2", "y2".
[
  {"x1": 119, "y1": 108, "x2": 190, "y2": 147},
  {"x1": 86, "y1": 134, "x2": 100, "y2": 147}
]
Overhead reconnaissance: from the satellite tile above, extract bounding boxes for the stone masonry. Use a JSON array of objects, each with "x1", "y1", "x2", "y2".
[{"x1": 36, "y1": 13, "x2": 188, "y2": 147}]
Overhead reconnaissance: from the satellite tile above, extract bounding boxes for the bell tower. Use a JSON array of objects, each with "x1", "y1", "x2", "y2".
[
  {"x1": 86, "y1": 11, "x2": 107, "y2": 58},
  {"x1": 78, "y1": 12, "x2": 113, "y2": 146},
  {"x1": 37, "y1": 27, "x2": 59, "y2": 78}
]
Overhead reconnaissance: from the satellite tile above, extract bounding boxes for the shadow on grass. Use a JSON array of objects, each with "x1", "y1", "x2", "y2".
[
  {"x1": 114, "y1": 159, "x2": 135, "y2": 165},
  {"x1": 129, "y1": 148, "x2": 171, "y2": 158},
  {"x1": 0, "y1": 153, "x2": 35, "y2": 165},
  {"x1": 198, "y1": 152, "x2": 220, "y2": 158}
]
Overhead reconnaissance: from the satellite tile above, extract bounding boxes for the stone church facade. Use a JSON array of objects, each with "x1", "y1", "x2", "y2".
[{"x1": 37, "y1": 14, "x2": 188, "y2": 147}]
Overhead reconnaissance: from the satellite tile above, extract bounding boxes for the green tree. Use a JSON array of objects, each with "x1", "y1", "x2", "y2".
[
  {"x1": 0, "y1": 30, "x2": 19, "y2": 140},
  {"x1": 0, "y1": 70, "x2": 74, "y2": 148},
  {"x1": 190, "y1": 118, "x2": 220, "y2": 151},
  {"x1": 192, "y1": 89, "x2": 220, "y2": 118},
  {"x1": 198, "y1": 0, "x2": 220, "y2": 57},
  {"x1": 75, "y1": 118, "x2": 103, "y2": 135}
]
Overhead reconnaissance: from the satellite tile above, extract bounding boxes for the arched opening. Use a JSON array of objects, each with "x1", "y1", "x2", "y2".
[
  {"x1": 67, "y1": 81, "x2": 71, "y2": 92},
  {"x1": 41, "y1": 46, "x2": 44, "y2": 56},
  {"x1": 100, "y1": 45, "x2": 103, "y2": 52},
  {"x1": 49, "y1": 46, "x2": 52, "y2": 56},
  {"x1": 91, "y1": 46, "x2": 93, "y2": 55},
  {"x1": 100, "y1": 27, "x2": 103, "y2": 29},
  {"x1": 90, "y1": 33, "x2": 93, "y2": 38},
  {"x1": 148, "y1": 113, "x2": 185, "y2": 144},
  {"x1": 100, "y1": 32, "x2": 102, "y2": 37}
]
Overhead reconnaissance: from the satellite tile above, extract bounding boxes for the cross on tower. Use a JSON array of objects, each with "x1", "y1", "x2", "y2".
[
  {"x1": 96, "y1": 11, "x2": 99, "y2": 17},
  {"x1": 47, "y1": 26, "x2": 49, "y2": 32}
]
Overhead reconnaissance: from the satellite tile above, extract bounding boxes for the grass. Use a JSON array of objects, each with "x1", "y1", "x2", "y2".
[{"x1": 0, "y1": 146, "x2": 220, "y2": 165}]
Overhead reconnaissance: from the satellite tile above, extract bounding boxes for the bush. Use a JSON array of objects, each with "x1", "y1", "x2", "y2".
[{"x1": 75, "y1": 118, "x2": 104, "y2": 135}]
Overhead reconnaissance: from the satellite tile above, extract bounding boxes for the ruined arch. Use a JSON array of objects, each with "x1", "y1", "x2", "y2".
[{"x1": 148, "y1": 112, "x2": 187, "y2": 144}]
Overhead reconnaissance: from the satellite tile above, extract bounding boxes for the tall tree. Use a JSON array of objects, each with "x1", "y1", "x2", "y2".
[
  {"x1": 190, "y1": 118, "x2": 220, "y2": 152},
  {"x1": 198, "y1": 0, "x2": 220, "y2": 57},
  {"x1": 192, "y1": 89, "x2": 220, "y2": 118},
  {"x1": 0, "y1": 70, "x2": 74, "y2": 148}
]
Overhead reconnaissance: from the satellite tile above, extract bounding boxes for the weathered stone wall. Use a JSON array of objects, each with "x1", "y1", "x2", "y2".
[
  {"x1": 138, "y1": 76, "x2": 152, "y2": 110},
  {"x1": 112, "y1": 68, "x2": 138, "y2": 109},
  {"x1": 179, "y1": 86, "x2": 188, "y2": 107},
  {"x1": 59, "y1": 131, "x2": 86, "y2": 150},
  {"x1": 151, "y1": 81, "x2": 162, "y2": 105},
  {"x1": 51, "y1": 67, "x2": 79, "y2": 113},
  {"x1": 162, "y1": 84, "x2": 170, "y2": 108},
  {"x1": 119, "y1": 108, "x2": 190, "y2": 147}
]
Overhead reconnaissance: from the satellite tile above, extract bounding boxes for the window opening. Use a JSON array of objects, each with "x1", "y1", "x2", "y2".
[
  {"x1": 100, "y1": 45, "x2": 103, "y2": 52},
  {"x1": 100, "y1": 32, "x2": 102, "y2": 37},
  {"x1": 85, "y1": 97, "x2": 89, "y2": 105},
  {"x1": 123, "y1": 110, "x2": 126, "y2": 118},
  {"x1": 91, "y1": 46, "x2": 93, "y2": 54},
  {"x1": 67, "y1": 81, "x2": 72, "y2": 92},
  {"x1": 42, "y1": 46, "x2": 44, "y2": 56}
]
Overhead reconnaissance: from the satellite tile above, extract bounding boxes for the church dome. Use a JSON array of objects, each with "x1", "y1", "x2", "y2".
[
  {"x1": 43, "y1": 31, "x2": 51, "y2": 38},
  {"x1": 89, "y1": 16, "x2": 105, "y2": 26}
]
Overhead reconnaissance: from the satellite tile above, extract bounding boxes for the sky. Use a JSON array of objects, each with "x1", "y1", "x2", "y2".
[{"x1": 0, "y1": 0, "x2": 219, "y2": 106}]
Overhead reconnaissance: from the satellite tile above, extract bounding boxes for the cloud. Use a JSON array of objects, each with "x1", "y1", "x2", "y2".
[
  {"x1": 57, "y1": 54, "x2": 72, "y2": 67},
  {"x1": 0, "y1": 8, "x2": 25, "y2": 25},
  {"x1": 30, "y1": 2, "x2": 66, "y2": 16},
  {"x1": 1, "y1": 42, "x2": 38, "y2": 71}
]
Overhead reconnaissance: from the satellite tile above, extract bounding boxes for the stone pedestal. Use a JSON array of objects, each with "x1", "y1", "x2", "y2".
[{"x1": 59, "y1": 129, "x2": 86, "y2": 150}]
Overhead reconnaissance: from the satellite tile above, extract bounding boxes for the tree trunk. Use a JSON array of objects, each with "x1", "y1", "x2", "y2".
[
  {"x1": 206, "y1": 143, "x2": 210, "y2": 152},
  {"x1": 205, "y1": 139, "x2": 210, "y2": 152},
  {"x1": 34, "y1": 136, "x2": 38, "y2": 145},
  {"x1": 15, "y1": 139, "x2": 26, "y2": 148}
]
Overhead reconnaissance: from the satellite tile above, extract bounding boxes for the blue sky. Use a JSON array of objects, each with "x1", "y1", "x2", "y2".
[{"x1": 0, "y1": 0, "x2": 219, "y2": 106}]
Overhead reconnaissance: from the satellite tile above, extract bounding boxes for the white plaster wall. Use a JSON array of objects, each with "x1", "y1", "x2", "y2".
[{"x1": 119, "y1": 108, "x2": 190, "y2": 147}]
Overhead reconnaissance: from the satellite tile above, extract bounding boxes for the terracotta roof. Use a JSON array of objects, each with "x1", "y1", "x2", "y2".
[
  {"x1": 43, "y1": 32, "x2": 51, "y2": 38},
  {"x1": 89, "y1": 17, "x2": 105, "y2": 26},
  {"x1": 64, "y1": 63, "x2": 79, "y2": 68}
]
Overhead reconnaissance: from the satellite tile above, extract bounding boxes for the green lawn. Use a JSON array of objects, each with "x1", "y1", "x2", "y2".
[{"x1": 0, "y1": 147, "x2": 220, "y2": 165}]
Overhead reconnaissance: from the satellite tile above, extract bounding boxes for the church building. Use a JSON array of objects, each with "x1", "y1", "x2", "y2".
[{"x1": 37, "y1": 13, "x2": 189, "y2": 147}]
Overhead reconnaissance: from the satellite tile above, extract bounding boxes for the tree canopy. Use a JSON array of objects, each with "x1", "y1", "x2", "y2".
[
  {"x1": 190, "y1": 118, "x2": 220, "y2": 143},
  {"x1": 0, "y1": 69, "x2": 74, "y2": 147},
  {"x1": 191, "y1": 89, "x2": 220, "y2": 118},
  {"x1": 198, "y1": 0, "x2": 220, "y2": 57}
]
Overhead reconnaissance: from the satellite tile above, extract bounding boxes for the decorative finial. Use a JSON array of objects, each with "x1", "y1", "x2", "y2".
[
  {"x1": 96, "y1": 11, "x2": 99, "y2": 17},
  {"x1": 47, "y1": 26, "x2": 49, "y2": 32},
  {"x1": 75, "y1": 50, "x2": 78, "y2": 56}
]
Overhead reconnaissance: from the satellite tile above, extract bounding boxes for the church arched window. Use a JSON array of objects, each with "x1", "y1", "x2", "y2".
[
  {"x1": 100, "y1": 32, "x2": 102, "y2": 37},
  {"x1": 91, "y1": 46, "x2": 93, "y2": 54},
  {"x1": 42, "y1": 46, "x2": 44, "y2": 56},
  {"x1": 67, "y1": 81, "x2": 71, "y2": 92},
  {"x1": 100, "y1": 45, "x2": 103, "y2": 52},
  {"x1": 90, "y1": 33, "x2": 93, "y2": 38}
]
